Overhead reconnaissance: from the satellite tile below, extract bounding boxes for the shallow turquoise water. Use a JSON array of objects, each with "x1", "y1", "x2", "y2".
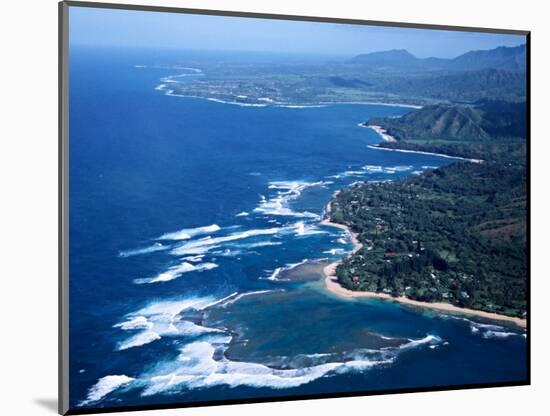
[{"x1": 68, "y1": 47, "x2": 527, "y2": 410}]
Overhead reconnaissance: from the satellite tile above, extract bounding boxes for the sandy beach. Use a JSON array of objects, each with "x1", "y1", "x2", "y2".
[
  {"x1": 360, "y1": 124, "x2": 397, "y2": 142},
  {"x1": 320, "y1": 199, "x2": 526, "y2": 329}
]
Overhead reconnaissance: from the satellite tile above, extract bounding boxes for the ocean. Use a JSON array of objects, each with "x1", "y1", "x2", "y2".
[{"x1": 68, "y1": 46, "x2": 527, "y2": 410}]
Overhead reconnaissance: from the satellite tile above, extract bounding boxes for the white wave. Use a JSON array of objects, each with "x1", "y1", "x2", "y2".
[
  {"x1": 327, "y1": 170, "x2": 367, "y2": 179},
  {"x1": 398, "y1": 335, "x2": 442, "y2": 351},
  {"x1": 79, "y1": 375, "x2": 135, "y2": 406},
  {"x1": 113, "y1": 296, "x2": 226, "y2": 351},
  {"x1": 264, "y1": 267, "x2": 283, "y2": 281},
  {"x1": 134, "y1": 262, "x2": 218, "y2": 284},
  {"x1": 200, "y1": 292, "x2": 239, "y2": 309},
  {"x1": 443, "y1": 315, "x2": 525, "y2": 340},
  {"x1": 155, "y1": 84, "x2": 166, "y2": 91},
  {"x1": 171, "y1": 245, "x2": 217, "y2": 256},
  {"x1": 379, "y1": 335, "x2": 399, "y2": 340},
  {"x1": 118, "y1": 331, "x2": 162, "y2": 350},
  {"x1": 328, "y1": 164, "x2": 413, "y2": 180},
  {"x1": 275, "y1": 104, "x2": 327, "y2": 109},
  {"x1": 261, "y1": 259, "x2": 309, "y2": 281},
  {"x1": 385, "y1": 165, "x2": 413, "y2": 172},
  {"x1": 211, "y1": 248, "x2": 244, "y2": 257},
  {"x1": 236, "y1": 211, "x2": 249, "y2": 217},
  {"x1": 482, "y1": 330, "x2": 520, "y2": 339},
  {"x1": 170, "y1": 228, "x2": 282, "y2": 256},
  {"x1": 467, "y1": 322, "x2": 524, "y2": 340},
  {"x1": 469, "y1": 322, "x2": 504, "y2": 333},
  {"x1": 84, "y1": 331, "x2": 441, "y2": 403},
  {"x1": 172, "y1": 67, "x2": 202, "y2": 73},
  {"x1": 158, "y1": 224, "x2": 221, "y2": 241},
  {"x1": 294, "y1": 221, "x2": 328, "y2": 236},
  {"x1": 337, "y1": 238, "x2": 348, "y2": 245},
  {"x1": 219, "y1": 290, "x2": 279, "y2": 307},
  {"x1": 323, "y1": 248, "x2": 346, "y2": 255},
  {"x1": 362, "y1": 164, "x2": 383, "y2": 172},
  {"x1": 141, "y1": 340, "x2": 341, "y2": 395},
  {"x1": 207, "y1": 98, "x2": 269, "y2": 107},
  {"x1": 139, "y1": 332, "x2": 441, "y2": 396},
  {"x1": 237, "y1": 241, "x2": 283, "y2": 249},
  {"x1": 113, "y1": 316, "x2": 153, "y2": 331},
  {"x1": 118, "y1": 242, "x2": 169, "y2": 258},
  {"x1": 254, "y1": 180, "x2": 327, "y2": 219},
  {"x1": 136, "y1": 297, "x2": 219, "y2": 317},
  {"x1": 182, "y1": 255, "x2": 204, "y2": 262}
]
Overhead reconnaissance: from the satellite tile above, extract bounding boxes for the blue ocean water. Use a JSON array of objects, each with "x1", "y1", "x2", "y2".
[{"x1": 68, "y1": 47, "x2": 527, "y2": 410}]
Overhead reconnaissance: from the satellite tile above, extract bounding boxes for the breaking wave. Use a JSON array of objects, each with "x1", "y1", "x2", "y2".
[
  {"x1": 217, "y1": 290, "x2": 282, "y2": 307},
  {"x1": 170, "y1": 227, "x2": 282, "y2": 256},
  {"x1": 134, "y1": 262, "x2": 218, "y2": 284},
  {"x1": 327, "y1": 164, "x2": 413, "y2": 179},
  {"x1": 118, "y1": 242, "x2": 169, "y2": 258},
  {"x1": 253, "y1": 180, "x2": 328, "y2": 219},
  {"x1": 158, "y1": 224, "x2": 221, "y2": 241},
  {"x1": 83, "y1": 332, "x2": 441, "y2": 403},
  {"x1": 260, "y1": 259, "x2": 310, "y2": 281},
  {"x1": 442, "y1": 315, "x2": 525, "y2": 340},
  {"x1": 293, "y1": 221, "x2": 328, "y2": 236},
  {"x1": 79, "y1": 375, "x2": 135, "y2": 406},
  {"x1": 113, "y1": 296, "x2": 229, "y2": 351}
]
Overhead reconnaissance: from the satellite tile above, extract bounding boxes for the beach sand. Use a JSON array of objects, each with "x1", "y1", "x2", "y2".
[
  {"x1": 362, "y1": 124, "x2": 397, "y2": 142},
  {"x1": 320, "y1": 199, "x2": 526, "y2": 329}
]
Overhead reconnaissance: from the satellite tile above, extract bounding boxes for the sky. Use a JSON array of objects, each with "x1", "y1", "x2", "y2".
[{"x1": 69, "y1": 6, "x2": 526, "y2": 59}]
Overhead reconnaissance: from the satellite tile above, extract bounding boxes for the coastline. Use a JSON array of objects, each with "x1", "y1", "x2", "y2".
[
  {"x1": 367, "y1": 144, "x2": 483, "y2": 164},
  {"x1": 320, "y1": 199, "x2": 526, "y2": 329},
  {"x1": 157, "y1": 87, "x2": 424, "y2": 110},
  {"x1": 359, "y1": 123, "x2": 397, "y2": 142}
]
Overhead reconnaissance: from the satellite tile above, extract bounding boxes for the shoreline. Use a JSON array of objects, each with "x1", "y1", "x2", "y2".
[
  {"x1": 367, "y1": 144, "x2": 483, "y2": 163},
  {"x1": 359, "y1": 123, "x2": 397, "y2": 142},
  {"x1": 157, "y1": 88, "x2": 424, "y2": 110},
  {"x1": 320, "y1": 199, "x2": 526, "y2": 329}
]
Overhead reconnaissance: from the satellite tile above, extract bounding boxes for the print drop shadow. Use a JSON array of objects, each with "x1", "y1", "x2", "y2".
[{"x1": 34, "y1": 398, "x2": 58, "y2": 413}]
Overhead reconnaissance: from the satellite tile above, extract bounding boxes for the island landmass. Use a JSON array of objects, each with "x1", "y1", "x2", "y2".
[{"x1": 321, "y1": 102, "x2": 527, "y2": 327}]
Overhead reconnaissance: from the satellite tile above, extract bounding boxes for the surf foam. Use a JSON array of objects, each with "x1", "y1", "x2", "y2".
[
  {"x1": 118, "y1": 242, "x2": 169, "y2": 258},
  {"x1": 158, "y1": 224, "x2": 221, "y2": 241},
  {"x1": 79, "y1": 375, "x2": 135, "y2": 406},
  {"x1": 134, "y1": 262, "x2": 218, "y2": 284}
]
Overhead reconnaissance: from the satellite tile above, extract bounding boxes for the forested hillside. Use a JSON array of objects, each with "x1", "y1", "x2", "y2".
[{"x1": 330, "y1": 161, "x2": 527, "y2": 317}]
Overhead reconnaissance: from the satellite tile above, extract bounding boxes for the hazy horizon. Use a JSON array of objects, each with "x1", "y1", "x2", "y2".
[{"x1": 69, "y1": 6, "x2": 526, "y2": 59}]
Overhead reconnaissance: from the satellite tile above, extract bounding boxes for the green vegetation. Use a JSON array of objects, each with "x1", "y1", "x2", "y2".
[
  {"x1": 330, "y1": 81, "x2": 527, "y2": 318},
  {"x1": 369, "y1": 99, "x2": 526, "y2": 160},
  {"x1": 330, "y1": 132, "x2": 527, "y2": 317},
  {"x1": 370, "y1": 101, "x2": 526, "y2": 142},
  {"x1": 165, "y1": 43, "x2": 528, "y2": 318},
  {"x1": 167, "y1": 45, "x2": 527, "y2": 107}
]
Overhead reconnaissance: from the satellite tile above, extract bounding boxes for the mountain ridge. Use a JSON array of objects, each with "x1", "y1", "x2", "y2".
[{"x1": 351, "y1": 44, "x2": 526, "y2": 72}]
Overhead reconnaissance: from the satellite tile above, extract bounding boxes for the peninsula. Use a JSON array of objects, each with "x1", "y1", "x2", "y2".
[{"x1": 321, "y1": 101, "x2": 527, "y2": 326}]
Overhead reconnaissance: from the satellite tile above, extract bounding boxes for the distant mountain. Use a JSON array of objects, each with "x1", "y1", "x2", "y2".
[
  {"x1": 351, "y1": 49, "x2": 446, "y2": 71},
  {"x1": 450, "y1": 45, "x2": 526, "y2": 72},
  {"x1": 351, "y1": 44, "x2": 526, "y2": 73},
  {"x1": 368, "y1": 100, "x2": 526, "y2": 142}
]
